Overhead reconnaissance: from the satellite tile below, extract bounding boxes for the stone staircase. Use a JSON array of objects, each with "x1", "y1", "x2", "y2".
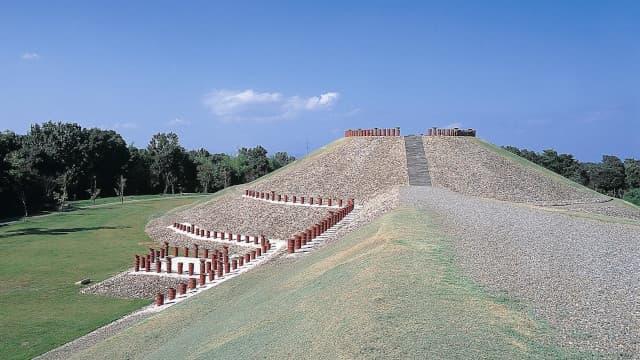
[{"x1": 404, "y1": 135, "x2": 431, "y2": 186}]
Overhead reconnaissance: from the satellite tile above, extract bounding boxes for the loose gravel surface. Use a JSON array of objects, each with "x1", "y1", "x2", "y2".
[
  {"x1": 82, "y1": 272, "x2": 188, "y2": 299},
  {"x1": 423, "y1": 136, "x2": 607, "y2": 205},
  {"x1": 400, "y1": 186, "x2": 640, "y2": 356},
  {"x1": 253, "y1": 137, "x2": 408, "y2": 204},
  {"x1": 146, "y1": 192, "x2": 329, "y2": 243}
]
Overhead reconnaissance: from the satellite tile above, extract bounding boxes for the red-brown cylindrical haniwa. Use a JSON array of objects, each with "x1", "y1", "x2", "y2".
[
  {"x1": 205, "y1": 261, "x2": 211, "y2": 273},
  {"x1": 189, "y1": 278, "x2": 196, "y2": 290},
  {"x1": 301, "y1": 232, "x2": 307, "y2": 246},
  {"x1": 292, "y1": 195, "x2": 297, "y2": 203},
  {"x1": 254, "y1": 235, "x2": 259, "y2": 245},
  {"x1": 232, "y1": 259, "x2": 237, "y2": 270},
  {"x1": 260, "y1": 192, "x2": 264, "y2": 199},
  {"x1": 145, "y1": 256, "x2": 151, "y2": 272},
  {"x1": 160, "y1": 247, "x2": 165, "y2": 259},
  {"x1": 287, "y1": 239, "x2": 295, "y2": 253},
  {"x1": 277, "y1": 194, "x2": 282, "y2": 202},
  {"x1": 224, "y1": 261, "x2": 230, "y2": 273},
  {"x1": 327, "y1": 198, "x2": 332, "y2": 206},
  {"x1": 199, "y1": 259, "x2": 205, "y2": 274},
  {"x1": 213, "y1": 231, "x2": 218, "y2": 239},
  {"x1": 309, "y1": 197, "x2": 314, "y2": 205},
  {"x1": 210, "y1": 254, "x2": 216, "y2": 267},
  {"x1": 338, "y1": 199, "x2": 343, "y2": 207},
  {"x1": 208, "y1": 270, "x2": 214, "y2": 282},
  {"x1": 238, "y1": 256, "x2": 244, "y2": 266},
  {"x1": 294, "y1": 236, "x2": 301, "y2": 249},
  {"x1": 156, "y1": 293, "x2": 164, "y2": 306},
  {"x1": 284, "y1": 195, "x2": 288, "y2": 202},
  {"x1": 207, "y1": 230, "x2": 211, "y2": 238},
  {"x1": 256, "y1": 248, "x2": 262, "y2": 257},
  {"x1": 203, "y1": 248, "x2": 209, "y2": 259},
  {"x1": 245, "y1": 253, "x2": 251, "y2": 263},
  {"x1": 265, "y1": 193, "x2": 270, "y2": 200},
  {"x1": 173, "y1": 246, "x2": 178, "y2": 257},
  {"x1": 134, "y1": 256, "x2": 140, "y2": 272},
  {"x1": 236, "y1": 234, "x2": 241, "y2": 242},
  {"x1": 183, "y1": 247, "x2": 189, "y2": 257},
  {"x1": 301, "y1": 196, "x2": 305, "y2": 204},
  {"x1": 194, "y1": 244, "x2": 199, "y2": 258},
  {"x1": 188, "y1": 263, "x2": 194, "y2": 276},
  {"x1": 177, "y1": 262, "x2": 183, "y2": 275},
  {"x1": 260, "y1": 234, "x2": 266, "y2": 246},
  {"x1": 166, "y1": 257, "x2": 172, "y2": 273},
  {"x1": 217, "y1": 264, "x2": 223, "y2": 278},
  {"x1": 178, "y1": 283, "x2": 187, "y2": 295},
  {"x1": 250, "y1": 250, "x2": 256, "y2": 260},
  {"x1": 199, "y1": 273, "x2": 206, "y2": 286},
  {"x1": 168, "y1": 287, "x2": 176, "y2": 301},
  {"x1": 244, "y1": 235, "x2": 249, "y2": 243},
  {"x1": 317, "y1": 197, "x2": 322, "y2": 206},
  {"x1": 228, "y1": 232, "x2": 233, "y2": 241}
]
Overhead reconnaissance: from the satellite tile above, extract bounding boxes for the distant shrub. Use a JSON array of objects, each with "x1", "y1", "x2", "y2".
[{"x1": 623, "y1": 188, "x2": 640, "y2": 206}]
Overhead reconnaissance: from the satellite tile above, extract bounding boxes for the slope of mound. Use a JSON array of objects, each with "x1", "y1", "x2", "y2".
[
  {"x1": 401, "y1": 186, "x2": 640, "y2": 356},
  {"x1": 423, "y1": 136, "x2": 607, "y2": 205},
  {"x1": 69, "y1": 208, "x2": 586, "y2": 359},
  {"x1": 252, "y1": 137, "x2": 408, "y2": 204}
]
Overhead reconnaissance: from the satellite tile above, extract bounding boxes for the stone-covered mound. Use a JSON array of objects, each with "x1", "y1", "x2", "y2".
[
  {"x1": 423, "y1": 136, "x2": 608, "y2": 205},
  {"x1": 252, "y1": 137, "x2": 408, "y2": 204}
]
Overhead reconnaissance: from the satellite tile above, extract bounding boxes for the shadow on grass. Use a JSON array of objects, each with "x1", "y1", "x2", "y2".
[{"x1": 0, "y1": 226, "x2": 131, "y2": 239}]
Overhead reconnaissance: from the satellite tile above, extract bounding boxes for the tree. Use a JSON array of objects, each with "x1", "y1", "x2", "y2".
[
  {"x1": 86, "y1": 175, "x2": 101, "y2": 205},
  {"x1": 195, "y1": 155, "x2": 215, "y2": 193},
  {"x1": 269, "y1": 151, "x2": 295, "y2": 171},
  {"x1": 237, "y1": 145, "x2": 269, "y2": 182},
  {"x1": 587, "y1": 155, "x2": 626, "y2": 196},
  {"x1": 114, "y1": 175, "x2": 126, "y2": 204},
  {"x1": 624, "y1": 159, "x2": 640, "y2": 190},
  {"x1": 147, "y1": 133, "x2": 185, "y2": 194},
  {"x1": 6, "y1": 148, "x2": 37, "y2": 218}
]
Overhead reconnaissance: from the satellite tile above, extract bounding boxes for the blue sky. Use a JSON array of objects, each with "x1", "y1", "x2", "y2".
[{"x1": 1, "y1": 1, "x2": 638, "y2": 161}]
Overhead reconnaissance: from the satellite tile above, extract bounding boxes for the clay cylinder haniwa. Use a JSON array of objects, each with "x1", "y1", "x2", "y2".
[
  {"x1": 166, "y1": 257, "x2": 172, "y2": 273},
  {"x1": 284, "y1": 195, "x2": 289, "y2": 202},
  {"x1": 232, "y1": 259, "x2": 237, "y2": 270},
  {"x1": 277, "y1": 194, "x2": 282, "y2": 202},
  {"x1": 199, "y1": 273, "x2": 205, "y2": 286},
  {"x1": 309, "y1": 197, "x2": 314, "y2": 205},
  {"x1": 301, "y1": 196, "x2": 305, "y2": 204},
  {"x1": 177, "y1": 262, "x2": 183, "y2": 274},
  {"x1": 256, "y1": 248, "x2": 262, "y2": 257},
  {"x1": 203, "y1": 248, "x2": 209, "y2": 259},
  {"x1": 294, "y1": 236, "x2": 301, "y2": 249},
  {"x1": 224, "y1": 261, "x2": 230, "y2": 273},
  {"x1": 199, "y1": 259, "x2": 206, "y2": 274},
  {"x1": 194, "y1": 244, "x2": 199, "y2": 258},
  {"x1": 173, "y1": 246, "x2": 178, "y2": 257},
  {"x1": 239, "y1": 256, "x2": 244, "y2": 266},
  {"x1": 134, "y1": 256, "x2": 140, "y2": 272},
  {"x1": 338, "y1": 199, "x2": 343, "y2": 207},
  {"x1": 183, "y1": 247, "x2": 189, "y2": 257},
  {"x1": 292, "y1": 195, "x2": 297, "y2": 203},
  {"x1": 188, "y1": 263, "x2": 194, "y2": 276},
  {"x1": 245, "y1": 235, "x2": 250, "y2": 243},
  {"x1": 189, "y1": 278, "x2": 196, "y2": 290},
  {"x1": 205, "y1": 261, "x2": 212, "y2": 273},
  {"x1": 217, "y1": 264, "x2": 223, "y2": 278},
  {"x1": 208, "y1": 270, "x2": 214, "y2": 282},
  {"x1": 160, "y1": 247, "x2": 165, "y2": 259},
  {"x1": 250, "y1": 250, "x2": 256, "y2": 260},
  {"x1": 318, "y1": 197, "x2": 322, "y2": 206},
  {"x1": 288, "y1": 239, "x2": 295, "y2": 253},
  {"x1": 168, "y1": 287, "x2": 176, "y2": 301},
  {"x1": 245, "y1": 253, "x2": 251, "y2": 263},
  {"x1": 236, "y1": 234, "x2": 241, "y2": 242},
  {"x1": 213, "y1": 231, "x2": 218, "y2": 239},
  {"x1": 178, "y1": 283, "x2": 187, "y2": 295},
  {"x1": 155, "y1": 293, "x2": 164, "y2": 306},
  {"x1": 206, "y1": 230, "x2": 211, "y2": 238}
]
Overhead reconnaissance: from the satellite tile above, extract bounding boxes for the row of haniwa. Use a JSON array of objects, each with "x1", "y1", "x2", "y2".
[
  {"x1": 344, "y1": 128, "x2": 401, "y2": 137},
  {"x1": 133, "y1": 240, "x2": 272, "y2": 306},
  {"x1": 245, "y1": 189, "x2": 348, "y2": 207},
  {"x1": 426, "y1": 127, "x2": 477, "y2": 137},
  {"x1": 173, "y1": 222, "x2": 268, "y2": 244},
  {"x1": 287, "y1": 199, "x2": 354, "y2": 253}
]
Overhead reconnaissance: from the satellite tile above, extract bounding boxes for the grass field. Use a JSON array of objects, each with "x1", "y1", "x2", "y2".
[
  {"x1": 0, "y1": 194, "x2": 212, "y2": 360},
  {"x1": 70, "y1": 207, "x2": 593, "y2": 359}
]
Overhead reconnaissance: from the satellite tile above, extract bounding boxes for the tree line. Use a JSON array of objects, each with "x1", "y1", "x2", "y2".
[
  {"x1": 0, "y1": 122, "x2": 295, "y2": 219},
  {"x1": 502, "y1": 146, "x2": 640, "y2": 205}
]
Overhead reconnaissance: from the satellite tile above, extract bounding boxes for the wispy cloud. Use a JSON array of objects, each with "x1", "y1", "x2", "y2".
[
  {"x1": 113, "y1": 122, "x2": 138, "y2": 129},
  {"x1": 21, "y1": 52, "x2": 40, "y2": 60},
  {"x1": 203, "y1": 89, "x2": 340, "y2": 122},
  {"x1": 166, "y1": 117, "x2": 190, "y2": 126}
]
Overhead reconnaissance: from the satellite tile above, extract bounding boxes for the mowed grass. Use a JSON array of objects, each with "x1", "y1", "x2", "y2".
[
  {"x1": 0, "y1": 194, "x2": 212, "y2": 360},
  {"x1": 71, "y1": 207, "x2": 591, "y2": 359}
]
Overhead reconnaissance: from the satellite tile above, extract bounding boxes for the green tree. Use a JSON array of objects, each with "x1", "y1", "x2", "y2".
[
  {"x1": 624, "y1": 159, "x2": 640, "y2": 189},
  {"x1": 147, "y1": 133, "x2": 185, "y2": 194},
  {"x1": 623, "y1": 188, "x2": 640, "y2": 206}
]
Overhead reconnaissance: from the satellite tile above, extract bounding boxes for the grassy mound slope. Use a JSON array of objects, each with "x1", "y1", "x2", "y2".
[
  {"x1": 0, "y1": 195, "x2": 212, "y2": 360},
  {"x1": 71, "y1": 208, "x2": 589, "y2": 359}
]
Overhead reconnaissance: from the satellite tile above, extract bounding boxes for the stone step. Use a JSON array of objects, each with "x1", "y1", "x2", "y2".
[{"x1": 404, "y1": 135, "x2": 431, "y2": 186}]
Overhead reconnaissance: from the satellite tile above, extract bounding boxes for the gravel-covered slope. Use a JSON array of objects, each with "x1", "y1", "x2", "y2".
[
  {"x1": 423, "y1": 136, "x2": 607, "y2": 205},
  {"x1": 252, "y1": 137, "x2": 408, "y2": 204},
  {"x1": 401, "y1": 186, "x2": 640, "y2": 356}
]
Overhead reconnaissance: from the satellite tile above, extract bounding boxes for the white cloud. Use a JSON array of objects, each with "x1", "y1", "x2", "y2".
[
  {"x1": 203, "y1": 89, "x2": 340, "y2": 122},
  {"x1": 21, "y1": 52, "x2": 40, "y2": 60},
  {"x1": 166, "y1": 117, "x2": 190, "y2": 126},
  {"x1": 113, "y1": 122, "x2": 138, "y2": 129}
]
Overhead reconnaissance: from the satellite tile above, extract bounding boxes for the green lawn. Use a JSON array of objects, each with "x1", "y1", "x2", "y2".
[
  {"x1": 0, "y1": 194, "x2": 212, "y2": 360},
  {"x1": 68, "y1": 193, "x2": 206, "y2": 208},
  {"x1": 70, "y1": 207, "x2": 593, "y2": 359}
]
